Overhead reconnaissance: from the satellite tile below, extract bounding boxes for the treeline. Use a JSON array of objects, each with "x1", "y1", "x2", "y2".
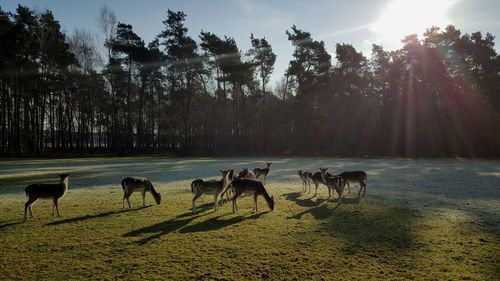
[{"x1": 1, "y1": 5, "x2": 500, "y2": 157}]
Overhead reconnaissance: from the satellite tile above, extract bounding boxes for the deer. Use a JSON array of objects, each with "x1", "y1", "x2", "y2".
[
  {"x1": 237, "y1": 168, "x2": 257, "y2": 180},
  {"x1": 227, "y1": 177, "x2": 274, "y2": 213},
  {"x1": 309, "y1": 170, "x2": 333, "y2": 197},
  {"x1": 24, "y1": 173, "x2": 70, "y2": 219},
  {"x1": 191, "y1": 169, "x2": 233, "y2": 212},
  {"x1": 336, "y1": 170, "x2": 367, "y2": 198},
  {"x1": 121, "y1": 177, "x2": 161, "y2": 209},
  {"x1": 298, "y1": 170, "x2": 312, "y2": 193},
  {"x1": 298, "y1": 170, "x2": 307, "y2": 192},
  {"x1": 253, "y1": 162, "x2": 272, "y2": 183},
  {"x1": 320, "y1": 168, "x2": 346, "y2": 204}
]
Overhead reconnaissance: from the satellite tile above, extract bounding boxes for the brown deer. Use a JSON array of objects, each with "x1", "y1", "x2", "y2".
[
  {"x1": 336, "y1": 171, "x2": 367, "y2": 198},
  {"x1": 298, "y1": 170, "x2": 312, "y2": 193},
  {"x1": 24, "y1": 173, "x2": 70, "y2": 219},
  {"x1": 228, "y1": 178, "x2": 274, "y2": 213},
  {"x1": 237, "y1": 168, "x2": 257, "y2": 179},
  {"x1": 253, "y1": 162, "x2": 272, "y2": 183},
  {"x1": 309, "y1": 170, "x2": 333, "y2": 197},
  {"x1": 191, "y1": 169, "x2": 233, "y2": 212},
  {"x1": 320, "y1": 168, "x2": 346, "y2": 204},
  {"x1": 121, "y1": 177, "x2": 161, "y2": 209}
]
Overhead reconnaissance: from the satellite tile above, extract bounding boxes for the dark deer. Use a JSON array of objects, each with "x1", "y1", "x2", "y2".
[
  {"x1": 253, "y1": 162, "x2": 272, "y2": 183},
  {"x1": 121, "y1": 177, "x2": 161, "y2": 209},
  {"x1": 24, "y1": 173, "x2": 70, "y2": 219},
  {"x1": 229, "y1": 178, "x2": 274, "y2": 213}
]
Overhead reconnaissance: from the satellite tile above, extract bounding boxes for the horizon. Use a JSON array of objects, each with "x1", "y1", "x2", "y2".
[{"x1": 1, "y1": 0, "x2": 499, "y2": 87}]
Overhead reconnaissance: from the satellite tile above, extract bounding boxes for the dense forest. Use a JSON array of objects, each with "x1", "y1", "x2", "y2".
[{"x1": 1, "y1": 5, "x2": 500, "y2": 157}]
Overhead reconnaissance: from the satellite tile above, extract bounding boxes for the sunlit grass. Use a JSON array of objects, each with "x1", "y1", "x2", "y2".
[
  {"x1": 0, "y1": 157, "x2": 499, "y2": 280},
  {"x1": 0, "y1": 184, "x2": 498, "y2": 280}
]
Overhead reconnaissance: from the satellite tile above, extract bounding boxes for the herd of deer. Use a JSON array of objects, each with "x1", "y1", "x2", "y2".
[{"x1": 23, "y1": 162, "x2": 367, "y2": 219}]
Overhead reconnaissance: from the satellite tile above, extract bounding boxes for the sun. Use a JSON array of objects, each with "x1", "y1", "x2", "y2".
[{"x1": 372, "y1": 0, "x2": 453, "y2": 45}]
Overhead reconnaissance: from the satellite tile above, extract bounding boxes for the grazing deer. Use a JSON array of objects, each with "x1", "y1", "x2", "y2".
[
  {"x1": 24, "y1": 173, "x2": 70, "y2": 219},
  {"x1": 191, "y1": 169, "x2": 233, "y2": 212},
  {"x1": 336, "y1": 171, "x2": 367, "y2": 198},
  {"x1": 237, "y1": 168, "x2": 257, "y2": 180},
  {"x1": 253, "y1": 162, "x2": 272, "y2": 183},
  {"x1": 320, "y1": 168, "x2": 346, "y2": 204},
  {"x1": 121, "y1": 177, "x2": 161, "y2": 209},
  {"x1": 229, "y1": 178, "x2": 274, "y2": 213}
]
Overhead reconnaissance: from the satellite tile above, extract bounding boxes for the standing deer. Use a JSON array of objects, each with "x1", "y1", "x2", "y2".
[
  {"x1": 336, "y1": 170, "x2": 367, "y2": 198},
  {"x1": 24, "y1": 173, "x2": 70, "y2": 219},
  {"x1": 228, "y1": 178, "x2": 274, "y2": 213},
  {"x1": 121, "y1": 177, "x2": 161, "y2": 209},
  {"x1": 309, "y1": 170, "x2": 333, "y2": 197},
  {"x1": 320, "y1": 168, "x2": 346, "y2": 204},
  {"x1": 238, "y1": 168, "x2": 257, "y2": 179},
  {"x1": 191, "y1": 169, "x2": 233, "y2": 212},
  {"x1": 298, "y1": 170, "x2": 311, "y2": 193},
  {"x1": 253, "y1": 162, "x2": 272, "y2": 183}
]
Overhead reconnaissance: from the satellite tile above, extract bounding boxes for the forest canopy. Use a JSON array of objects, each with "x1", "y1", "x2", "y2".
[{"x1": 1, "y1": 5, "x2": 500, "y2": 157}]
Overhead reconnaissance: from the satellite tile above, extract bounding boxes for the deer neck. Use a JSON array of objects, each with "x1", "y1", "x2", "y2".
[
  {"x1": 320, "y1": 172, "x2": 327, "y2": 184},
  {"x1": 62, "y1": 178, "x2": 69, "y2": 188}
]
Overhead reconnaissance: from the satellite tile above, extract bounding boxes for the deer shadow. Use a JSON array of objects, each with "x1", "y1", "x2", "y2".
[
  {"x1": 0, "y1": 220, "x2": 24, "y2": 230},
  {"x1": 179, "y1": 211, "x2": 270, "y2": 234},
  {"x1": 122, "y1": 211, "x2": 211, "y2": 245},
  {"x1": 45, "y1": 206, "x2": 151, "y2": 226},
  {"x1": 284, "y1": 192, "x2": 361, "y2": 220}
]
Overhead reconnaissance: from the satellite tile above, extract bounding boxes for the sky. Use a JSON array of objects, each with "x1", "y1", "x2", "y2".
[{"x1": 1, "y1": 0, "x2": 500, "y2": 86}]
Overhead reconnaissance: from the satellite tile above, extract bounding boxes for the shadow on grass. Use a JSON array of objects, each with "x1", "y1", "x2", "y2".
[
  {"x1": 322, "y1": 205, "x2": 418, "y2": 255},
  {"x1": 44, "y1": 206, "x2": 152, "y2": 226},
  {"x1": 124, "y1": 209, "x2": 270, "y2": 245},
  {"x1": 0, "y1": 220, "x2": 23, "y2": 230},
  {"x1": 179, "y1": 211, "x2": 270, "y2": 234},
  {"x1": 284, "y1": 192, "x2": 361, "y2": 219},
  {"x1": 122, "y1": 211, "x2": 210, "y2": 245}
]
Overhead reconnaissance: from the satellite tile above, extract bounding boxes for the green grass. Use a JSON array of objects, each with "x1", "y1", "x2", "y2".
[{"x1": 0, "y1": 157, "x2": 499, "y2": 280}]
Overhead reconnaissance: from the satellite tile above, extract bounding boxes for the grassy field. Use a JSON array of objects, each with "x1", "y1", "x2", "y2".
[{"x1": 0, "y1": 157, "x2": 499, "y2": 280}]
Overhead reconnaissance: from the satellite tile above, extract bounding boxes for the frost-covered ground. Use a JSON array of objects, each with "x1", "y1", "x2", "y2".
[{"x1": 1, "y1": 157, "x2": 499, "y2": 225}]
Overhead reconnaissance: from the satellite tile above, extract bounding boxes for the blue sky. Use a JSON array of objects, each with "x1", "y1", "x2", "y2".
[{"x1": 1, "y1": 0, "x2": 499, "y2": 86}]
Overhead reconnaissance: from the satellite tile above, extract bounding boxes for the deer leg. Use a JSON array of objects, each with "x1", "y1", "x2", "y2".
[
  {"x1": 214, "y1": 193, "x2": 219, "y2": 211},
  {"x1": 54, "y1": 198, "x2": 61, "y2": 217},
  {"x1": 253, "y1": 193, "x2": 258, "y2": 213},
  {"x1": 361, "y1": 182, "x2": 366, "y2": 197},
  {"x1": 192, "y1": 192, "x2": 202, "y2": 212},
  {"x1": 142, "y1": 191, "x2": 146, "y2": 207},
  {"x1": 24, "y1": 197, "x2": 36, "y2": 219},
  {"x1": 337, "y1": 189, "x2": 343, "y2": 205},
  {"x1": 231, "y1": 190, "x2": 243, "y2": 213},
  {"x1": 126, "y1": 196, "x2": 132, "y2": 209}
]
